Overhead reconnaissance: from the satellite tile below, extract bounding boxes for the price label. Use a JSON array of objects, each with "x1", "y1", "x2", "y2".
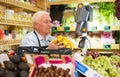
[
  {"x1": 76, "y1": 61, "x2": 88, "y2": 74},
  {"x1": 104, "y1": 26, "x2": 111, "y2": 31},
  {"x1": 64, "y1": 26, "x2": 70, "y2": 32},
  {"x1": 91, "y1": 26, "x2": 97, "y2": 31},
  {"x1": 51, "y1": 26, "x2": 58, "y2": 32},
  {"x1": 103, "y1": 44, "x2": 111, "y2": 50}
]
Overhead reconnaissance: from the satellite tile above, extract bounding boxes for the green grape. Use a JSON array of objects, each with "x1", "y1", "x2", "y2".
[
  {"x1": 86, "y1": 62, "x2": 91, "y2": 66},
  {"x1": 116, "y1": 75, "x2": 120, "y2": 77},
  {"x1": 91, "y1": 61, "x2": 96, "y2": 66},
  {"x1": 83, "y1": 55, "x2": 119, "y2": 77},
  {"x1": 104, "y1": 71, "x2": 109, "y2": 77},
  {"x1": 117, "y1": 68, "x2": 120, "y2": 73}
]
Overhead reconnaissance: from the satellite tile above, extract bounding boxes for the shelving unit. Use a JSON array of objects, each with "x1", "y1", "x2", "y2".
[
  {"x1": 52, "y1": 26, "x2": 119, "y2": 51},
  {"x1": 49, "y1": 0, "x2": 119, "y2": 53},
  {"x1": 51, "y1": 26, "x2": 76, "y2": 32},
  {"x1": 47, "y1": 0, "x2": 115, "y2": 5},
  {"x1": 89, "y1": 44, "x2": 119, "y2": 50},
  {"x1": 0, "y1": 0, "x2": 40, "y2": 12},
  {"x1": 0, "y1": 0, "x2": 43, "y2": 51},
  {"x1": 74, "y1": 44, "x2": 119, "y2": 50},
  {"x1": 51, "y1": 26, "x2": 120, "y2": 32},
  {"x1": 0, "y1": 17, "x2": 33, "y2": 27},
  {"x1": 89, "y1": 26, "x2": 120, "y2": 31},
  {"x1": 0, "y1": 0, "x2": 119, "y2": 52},
  {"x1": 0, "y1": 39, "x2": 21, "y2": 46}
]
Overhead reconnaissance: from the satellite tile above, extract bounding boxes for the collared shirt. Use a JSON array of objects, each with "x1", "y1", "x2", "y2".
[{"x1": 20, "y1": 30, "x2": 55, "y2": 47}]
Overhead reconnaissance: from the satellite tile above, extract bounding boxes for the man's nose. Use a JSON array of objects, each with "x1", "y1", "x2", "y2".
[{"x1": 50, "y1": 23, "x2": 54, "y2": 26}]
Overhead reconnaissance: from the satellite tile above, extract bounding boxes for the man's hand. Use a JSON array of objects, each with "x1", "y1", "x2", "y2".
[
  {"x1": 57, "y1": 42, "x2": 65, "y2": 49},
  {"x1": 47, "y1": 41, "x2": 64, "y2": 49}
]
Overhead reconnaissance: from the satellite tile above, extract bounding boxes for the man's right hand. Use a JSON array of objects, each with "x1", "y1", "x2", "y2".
[{"x1": 47, "y1": 41, "x2": 64, "y2": 49}]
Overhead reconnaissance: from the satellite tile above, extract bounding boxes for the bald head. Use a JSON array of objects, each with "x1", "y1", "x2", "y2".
[{"x1": 32, "y1": 11, "x2": 50, "y2": 23}]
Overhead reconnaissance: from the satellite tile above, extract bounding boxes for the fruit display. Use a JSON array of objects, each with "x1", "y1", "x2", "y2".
[
  {"x1": 52, "y1": 35, "x2": 75, "y2": 50},
  {"x1": 0, "y1": 54, "x2": 30, "y2": 77},
  {"x1": 83, "y1": 55, "x2": 120, "y2": 77},
  {"x1": 34, "y1": 65, "x2": 71, "y2": 77}
]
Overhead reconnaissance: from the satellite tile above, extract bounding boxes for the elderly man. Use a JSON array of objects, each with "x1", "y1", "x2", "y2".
[{"x1": 20, "y1": 11, "x2": 63, "y2": 49}]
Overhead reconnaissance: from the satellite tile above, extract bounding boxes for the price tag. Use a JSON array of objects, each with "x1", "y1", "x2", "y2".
[
  {"x1": 104, "y1": 26, "x2": 111, "y2": 31},
  {"x1": 91, "y1": 26, "x2": 97, "y2": 31},
  {"x1": 64, "y1": 26, "x2": 70, "y2": 32},
  {"x1": 103, "y1": 44, "x2": 111, "y2": 50},
  {"x1": 75, "y1": 60, "x2": 102, "y2": 77},
  {"x1": 76, "y1": 61, "x2": 88, "y2": 74},
  {"x1": 51, "y1": 26, "x2": 58, "y2": 32}
]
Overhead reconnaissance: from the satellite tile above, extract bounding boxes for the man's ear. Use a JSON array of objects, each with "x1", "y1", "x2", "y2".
[{"x1": 34, "y1": 22, "x2": 39, "y2": 29}]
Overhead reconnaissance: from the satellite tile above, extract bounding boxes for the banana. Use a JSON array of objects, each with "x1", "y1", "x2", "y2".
[{"x1": 52, "y1": 35, "x2": 75, "y2": 50}]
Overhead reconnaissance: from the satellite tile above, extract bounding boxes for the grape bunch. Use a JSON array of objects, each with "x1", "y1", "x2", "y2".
[
  {"x1": 86, "y1": 51, "x2": 100, "y2": 59},
  {"x1": 83, "y1": 56, "x2": 120, "y2": 77}
]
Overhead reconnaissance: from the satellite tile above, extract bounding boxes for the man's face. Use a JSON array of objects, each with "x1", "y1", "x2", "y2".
[{"x1": 36, "y1": 14, "x2": 52, "y2": 35}]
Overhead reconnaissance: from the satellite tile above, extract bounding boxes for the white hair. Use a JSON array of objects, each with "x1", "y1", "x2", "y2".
[{"x1": 32, "y1": 11, "x2": 49, "y2": 23}]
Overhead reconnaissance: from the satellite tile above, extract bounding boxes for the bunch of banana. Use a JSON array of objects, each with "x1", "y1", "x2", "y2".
[{"x1": 52, "y1": 35, "x2": 75, "y2": 50}]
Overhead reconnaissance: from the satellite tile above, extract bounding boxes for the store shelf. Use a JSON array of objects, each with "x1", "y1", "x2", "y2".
[
  {"x1": 89, "y1": 44, "x2": 119, "y2": 50},
  {"x1": 0, "y1": 39, "x2": 21, "y2": 46},
  {"x1": 57, "y1": 26, "x2": 63, "y2": 31},
  {"x1": 0, "y1": 17, "x2": 33, "y2": 27},
  {"x1": 47, "y1": 0, "x2": 77, "y2": 5},
  {"x1": 52, "y1": 26, "x2": 120, "y2": 32},
  {"x1": 89, "y1": 26, "x2": 120, "y2": 31},
  {"x1": 98, "y1": 51, "x2": 114, "y2": 54},
  {"x1": 0, "y1": 0, "x2": 40, "y2": 12},
  {"x1": 74, "y1": 44, "x2": 119, "y2": 50},
  {"x1": 47, "y1": 0, "x2": 114, "y2": 5},
  {"x1": 51, "y1": 26, "x2": 76, "y2": 32},
  {"x1": 84, "y1": 0, "x2": 114, "y2": 3}
]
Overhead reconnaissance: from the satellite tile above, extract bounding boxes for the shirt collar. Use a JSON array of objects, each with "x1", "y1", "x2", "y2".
[{"x1": 34, "y1": 30, "x2": 50, "y2": 41}]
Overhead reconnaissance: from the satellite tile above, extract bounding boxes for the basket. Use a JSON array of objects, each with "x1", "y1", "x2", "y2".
[{"x1": 15, "y1": 46, "x2": 72, "y2": 58}]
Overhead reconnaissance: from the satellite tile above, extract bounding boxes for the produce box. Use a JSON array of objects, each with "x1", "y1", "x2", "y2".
[{"x1": 29, "y1": 55, "x2": 75, "y2": 77}]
